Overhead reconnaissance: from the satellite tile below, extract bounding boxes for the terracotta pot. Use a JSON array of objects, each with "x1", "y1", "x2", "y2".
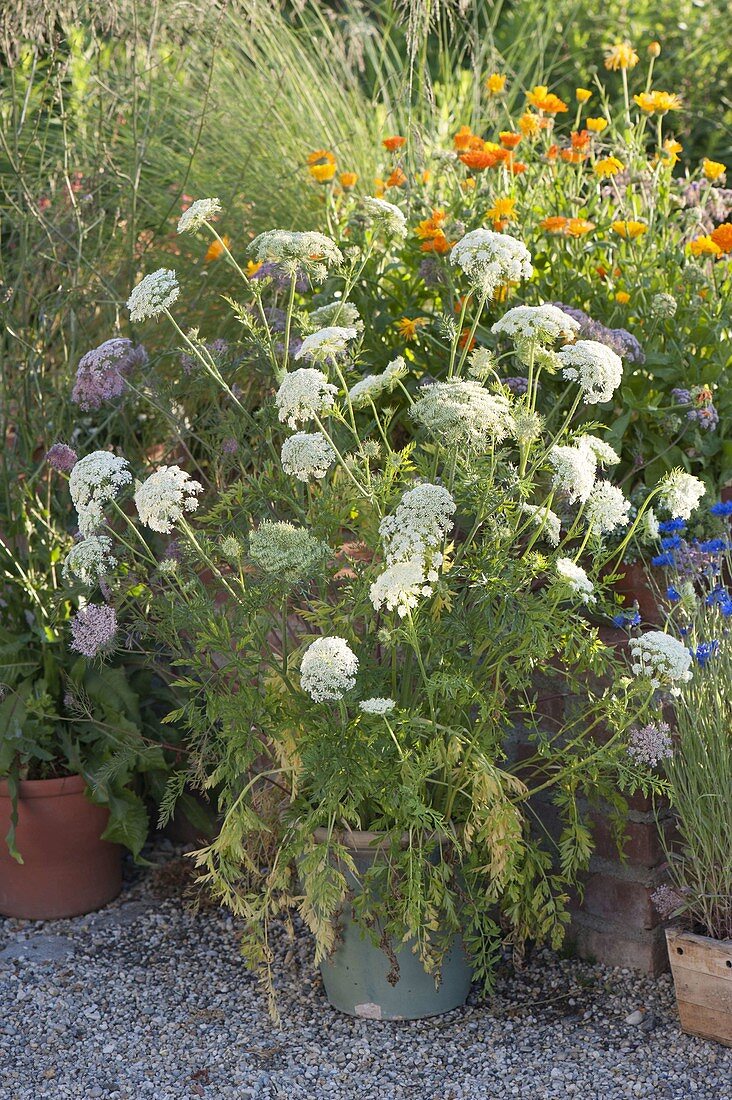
[
  {"x1": 666, "y1": 928, "x2": 732, "y2": 1046},
  {"x1": 0, "y1": 774, "x2": 122, "y2": 919}
]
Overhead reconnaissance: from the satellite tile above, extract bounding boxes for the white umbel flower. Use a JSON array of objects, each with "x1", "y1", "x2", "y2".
[
  {"x1": 359, "y1": 697, "x2": 396, "y2": 715},
  {"x1": 249, "y1": 520, "x2": 328, "y2": 582},
  {"x1": 177, "y1": 197, "x2": 222, "y2": 234},
  {"x1": 379, "y1": 483, "x2": 456, "y2": 567},
  {"x1": 450, "y1": 229, "x2": 533, "y2": 296},
  {"x1": 295, "y1": 326, "x2": 358, "y2": 363},
  {"x1": 555, "y1": 558, "x2": 595, "y2": 603},
  {"x1": 629, "y1": 631, "x2": 693, "y2": 693},
  {"x1": 69, "y1": 451, "x2": 132, "y2": 536},
  {"x1": 491, "y1": 304, "x2": 579, "y2": 344},
  {"x1": 249, "y1": 229, "x2": 343, "y2": 269},
  {"x1": 309, "y1": 300, "x2": 363, "y2": 331},
  {"x1": 362, "y1": 196, "x2": 407, "y2": 236},
  {"x1": 348, "y1": 357, "x2": 407, "y2": 408},
  {"x1": 280, "y1": 432, "x2": 336, "y2": 481},
  {"x1": 300, "y1": 636, "x2": 358, "y2": 702},
  {"x1": 558, "y1": 339, "x2": 623, "y2": 404},
  {"x1": 548, "y1": 444, "x2": 597, "y2": 504},
  {"x1": 521, "y1": 503, "x2": 561, "y2": 546},
  {"x1": 62, "y1": 535, "x2": 115, "y2": 586},
  {"x1": 276, "y1": 368, "x2": 338, "y2": 428},
  {"x1": 657, "y1": 469, "x2": 706, "y2": 520},
  {"x1": 134, "y1": 465, "x2": 203, "y2": 533},
  {"x1": 578, "y1": 435, "x2": 620, "y2": 467},
  {"x1": 585, "y1": 482, "x2": 631, "y2": 534},
  {"x1": 411, "y1": 380, "x2": 515, "y2": 448},
  {"x1": 369, "y1": 559, "x2": 434, "y2": 617},
  {"x1": 127, "y1": 269, "x2": 179, "y2": 323}
]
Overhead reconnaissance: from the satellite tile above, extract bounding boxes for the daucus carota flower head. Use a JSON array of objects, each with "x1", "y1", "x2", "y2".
[
  {"x1": 657, "y1": 469, "x2": 706, "y2": 520},
  {"x1": 134, "y1": 465, "x2": 203, "y2": 533},
  {"x1": 491, "y1": 303, "x2": 579, "y2": 345},
  {"x1": 72, "y1": 338, "x2": 148, "y2": 410},
  {"x1": 69, "y1": 451, "x2": 132, "y2": 536},
  {"x1": 585, "y1": 482, "x2": 631, "y2": 534},
  {"x1": 359, "y1": 697, "x2": 396, "y2": 715},
  {"x1": 521, "y1": 503, "x2": 561, "y2": 546},
  {"x1": 411, "y1": 379, "x2": 515, "y2": 447},
  {"x1": 62, "y1": 535, "x2": 115, "y2": 587},
  {"x1": 176, "y1": 197, "x2": 222, "y2": 233},
  {"x1": 46, "y1": 443, "x2": 78, "y2": 472},
  {"x1": 379, "y1": 483, "x2": 456, "y2": 567},
  {"x1": 555, "y1": 557, "x2": 595, "y2": 603},
  {"x1": 295, "y1": 326, "x2": 358, "y2": 363},
  {"x1": 629, "y1": 631, "x2": 693, "y2": 693},
  {"x1": 627, "y1": 721, "x2": 673, "y2": 766},
  {"x1": 70, "y1": 603, "x2": 118, "y2": 658},
  {"x1": 577, "y1": 436, "x2": 620, "y2": 467},
  {"x1": 300, "y1": 636, "x2": 358, "y2": 702},
  {"x1": 558, "y1": 340, "x2": 623, "y2": 404},
  {"x1": 127, "y1": 269, "x2": 179, "y2": 322},
  {"x1": 275, "y1": 368, "x2": 338, "y2": 428},
  {"x1": 362, "y1": 196, "x2": 407, "y2": 236},
  {"x1": 548, "y1": 444, "x2": 597, "y2": 504},
  {"x1": 249, "y1": 230, "x2": 343, "y2": 276},
  {"x1": 309, "y1": 300, "x2": 363, "y2": 331},
  {"x1": 369, "y1": 559, "x2": 434, "y2": 617},
  {"x1": 349, "y1": 356, "x2": 407, "y2": 408},
  {"x1": 450, "y1": 229, "x2": 533, "y2": 296},
  {"x1": 248, "y1": 520, "x2": 329, "y2": 583},
  {"x1": 280, "y1": 431, "x2": 336, "y2": 481}
]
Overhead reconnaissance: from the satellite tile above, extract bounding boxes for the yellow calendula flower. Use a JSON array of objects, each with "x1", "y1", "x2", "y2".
[
  {"x1": 611, "y1": 220, "x2": 648, "y2": 240},
  {"x1": 586, "y1": 117, "x2": 608, "y2": 133},
  {"x1": 396, "y1": 316, "x2": 429, "y2": 341},
  {"x1": 339, "y1": 171, "x2": 358, "y2": 189},
  {"x1": 657, "y1": 138, "x2": 683, "y2": 167},
  {"x1": 702, "y1": 158, "x2": 727, "y2": 182},
  {"x1": 594, "y1": 156, "x2": 625, "y2": 179},
  {"x1": 615, "y1": 291, "x2": 630, "y2": 304},
  {"x1": 309, "y1": 162, "x2": 336, "y2": 183},
  {"x1": 487, "y1": 197, "x2": 517, "y2": 229},
  {"x1": 307, "y1": 149, "x2": 336, "y2": 166},
  {"x1": 486, "y1": 73, "x2": 506, "y2": 95},
  {"x1": 518, "y1": 111, "x2": 542, "y2": 137},
  {"x1": 575, "y1": 88, "x2": 592, "y2": 103},
  {"x1": 526, "y1": 85, "x2": 568, "y2": 113},
  {"x1": 565, "y1": 217, "x2": 595, "y2": 237},
  {"x1": 688, "y1": 235, "x2": 722, "y2": 257},
  {"x1": 634, "y1": 90, "x2": 682, "y2": 114},
  {"x1": 245, "y1": 260, "x2": 262, "y2": 278},
  {"x1": 604, "y1": 42, "x2": 639, "y2": 71},
  {"x1": 374, "y1": 176, "x2": 386, "y2": 198}
]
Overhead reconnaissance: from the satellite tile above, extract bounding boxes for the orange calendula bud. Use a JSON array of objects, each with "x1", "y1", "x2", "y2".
[
  {"x1": 499, "y1": 131, "x2": 522, "y2": 149},
  {"x1": 386, "y1": 167, "x2": 407, "y2": 188},
  {"x1": 648, "y1": 41, "x2": 661, "y2": 58}
]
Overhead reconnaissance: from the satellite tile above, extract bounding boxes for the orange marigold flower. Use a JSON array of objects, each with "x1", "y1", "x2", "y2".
[
  {"x1": 604, "y1": 42, "x2": 639, "y2": 71},
  {"x1": 459, "y1": 149, "x2": 499, "y2": 171},
  {"x1": 594, "y1": 156, "x2": 624, "y2": 179},
  {"x1": 571, "y1": 129, "x2": 591, "y2": 150},
  {"x1": 421, "y1": 170, "x2": 432, "y2": 184},
  {"x1": 576, "y1": 88, "x2": 592, "y2": 103},
  {"x1": 415, "y1": 209, "x2": 447, "y2": 239},
  {"x1": 307, "y1": 149, "x2": 336, "y2": 166},
  {"x1": 454, "y1": 125, "x2": 476, "y2": 152},
  {"x1": 204, "y1": 234, "x2": 230, "y2": 263},
  {"x1": 688, "y1": 235, "x2": 722, "y2": 257},
  {"x1": 611, "y1": 220, "x2": 648, "y2": 240},
  {"x1": 508, "y1": 160, "x2": 527, "y2": 175},
  {"x1": 560, "y1": 149, "x2": 587, "y2": 164},
  {"x1": 420, "y1": 233, "x2": 452, "y2": 254},
  {"x1": 383, "y1": 135, "x2": 406, "y2": 151},
  {"x1": 586, "y1": 117, "x2": 608, "y2": 133},
  {"x1": 615, "y1": 291, "x2": 630, "y2": 304},
  {"x1": 540, "y1": 216, "x2": 568, "y2": 233},
  {"x1": 634, "y1": 90, "x2": 682, "y2": 114},
  {"x1": 386, "y1": 167, "x2": 407, "y2": 188},
  {"x1": 397, "y1": 316, "x2": 429, "y2": 340},
  {"x1": 518, "y1": 111, "x2": 543, "y2": 137},
  {"x1": 499, "y1": 131, "x2": 522, "y2": 149},
  {"x1": 309, "y1": 162, "x2": 336, "y2": 183},
  {"x1": 703, "y1": 158, "x2": 727, "y2": 182},
  {"x1": 339, "y1": 171, "x2": 358, "y2": 189},
  {"x1": 526, "y1": 85, "x2": 568, "y2": 113},
  {"x1": 565, "y1": 217, "x2": 595, "y2": 237},
  {"x1": 245, "y1": 260, "x2": 262, "y2": 278},
  {"x1": 486, "y1": 73, "x2": 506, "y2": 95},
  {"x1": 710, "y1": 223, "x2": 732, "y2": 253},
  {"x1": 546, "y1": 143, "x2": 559, "y2": 160}
]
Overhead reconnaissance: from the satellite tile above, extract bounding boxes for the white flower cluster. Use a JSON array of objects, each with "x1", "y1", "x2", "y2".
[
  {"x1": 450, "y1": 229, "x2": 533, "y2": 296},
  {"x1": 585, "y1": 482, "x2": 631, "y2": 534},
  {"x1": 134, "y1": 465, "x2": 203, "y2": 533},
  {"x1": 558, "y1": 339, "x2": 623, "y2": 404},
  {"x1": 177, "y1": 197, "x2": 222, "y2": 234},
  {"x1": 295, "y1": 326, "x2": 358, "y2": 363},
  {"x1": 411, "y1": 380, "x2": 515, "y2": 448},
  {"x1": 629, "y1": 631, "x2": 693, "y2": 693},
  {"x1": 249, "y1": 520, "x2": 329, "y2": 583},
  {"x1": 521, "y1": 503, "x2": 561, "y2": 546},
  {"x1": 491, "y1": 304, "x2": 579, "y2": 345},
  {"x1": 555, "y1": 557, "x2": 595, "y2": 603},
  {"x1": 362, "y1": 196, "x2": 407, "y2": 237},
  {"x1": 280, "y1": 432, "x2": 336, "y2": 481},
  {"x1": 309, "y1": 300, "x2": 363, "y2": 331},
  {"x1": 548, "y1": 442, "x2": 597, "y2": 504},
  {"x1": 369, "y1": 559, "x2": 435, "y2": 617},
  {"x1": 275, "y1": 368, "x2": 338, "y2": 428},
  {"x1": 249, "y1": 229, "x2": 343, "y2": 270},
  {"x1": 300, "y1": 636, "x2": 359, "y2": 702},
  {"x1": 578, "y1": 435, "x2": 620, "y2": 467},
  {"x1": 657, "y1": 469, "x2": 706, "y2": 520},
  {"x1": 359, "y1": 697, "x2": 396, "y2": 715},
  {"x1": 62, "y1": 535, "x2": 115, "y2": 587},
  {"x1": 348, "y1": 356, "x2": 406, "y2": 408},
  {"x1": 69, "y1": 451, "x2": 132, "y2": 535},
  {"x1": 127, "y1": 269, "x2": 179, "y2": 323}
]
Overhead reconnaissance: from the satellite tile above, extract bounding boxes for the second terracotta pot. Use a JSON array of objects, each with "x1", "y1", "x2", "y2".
[{"x1": 0, "y1": 774, "x2": 122, "y2": 920}]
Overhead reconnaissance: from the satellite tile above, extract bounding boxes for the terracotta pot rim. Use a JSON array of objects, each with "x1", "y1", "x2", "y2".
[{"x1": 0, "y1": 773, "x2": 87, "y2": 799}]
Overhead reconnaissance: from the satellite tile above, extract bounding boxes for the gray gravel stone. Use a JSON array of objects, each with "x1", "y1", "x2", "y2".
[{"x1": 1, "y1": 847, "x2": 730, "y2": 1100}]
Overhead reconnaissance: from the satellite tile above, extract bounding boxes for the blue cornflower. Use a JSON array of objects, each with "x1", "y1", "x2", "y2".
[
  {"x1": 612, "y1": 609, "x2": 641, "y2": 628},
  {"x1": 651, "y1": 552, "x2": 675, "y2": 567},
  {"x1": 700, "y1": 539, "x2": 727, "y2": 554},
  {"x1": 694, "y1": 640, "x2": 719, "y2": 667},
  {"x1": 666, "y1": 586, "x2": 681, "y2": 603},
  {"x1": 660, "y1": 535, "x2": 682, "y2": 550},
  {"x1": 658, "y1": 518, "x2": 687, "y2": 534},
  {"x1": 710, "y1": 501, "x2": 732, "y2": 517}
]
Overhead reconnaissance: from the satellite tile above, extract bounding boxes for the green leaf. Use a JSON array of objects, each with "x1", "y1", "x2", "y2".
[{"x1": 101, "y1": 788, "x2": 149, "y2": 860}]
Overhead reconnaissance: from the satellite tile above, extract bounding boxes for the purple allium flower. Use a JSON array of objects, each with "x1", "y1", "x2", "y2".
[
  {"x1": 628, "y1": 721, "x2": 673, "y2": 766},
  {"x1": 651, "y1": 884, "x2": 686, "y2": 921},
  {"x1": 72, "y1": 338, "x2": 147, "y2": 410},
  {"x1": 70, "y1": 604, "x2": 117, "y2": 658},
  {"x1": 45, "y1": 443, "x2": 78, "y2": 472},
  {"x1": 552, "y1": 303, "x2": 645, "y2": 364},
  {"x1": 504, "y1": 376, "x2": 529, "y2": 395}
]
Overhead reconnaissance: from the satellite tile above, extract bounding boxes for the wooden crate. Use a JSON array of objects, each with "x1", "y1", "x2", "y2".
[{"x1": 666, "y1": 928, "x2": 732, "y2": 1047}]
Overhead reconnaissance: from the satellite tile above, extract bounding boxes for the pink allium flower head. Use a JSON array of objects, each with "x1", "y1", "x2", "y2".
[
  {"x1": 627, "y1": 721, "x2": 673, "y2": 766},
  {"x1": 70, "y1": 603, "x2": 118, "y2": 658},
  {"x1": 651, "y1": 884, "x2": 686, "y2": 920},
  {"x1": 72, "y1": 338, "x2": 148, "y2": 410},
  {"x1": 46, "y1": 443, "x2": 78, "y2": 472}
]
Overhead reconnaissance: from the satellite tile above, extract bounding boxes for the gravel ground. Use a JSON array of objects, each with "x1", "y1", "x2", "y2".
[{"x1": 1, "y1": 844, "x2": 729, "y2": 1100}]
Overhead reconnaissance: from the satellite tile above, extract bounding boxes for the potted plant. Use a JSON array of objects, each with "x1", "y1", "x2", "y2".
[{"x1": 65, "y1": 200, "x2": 707, "y2": 1018}]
